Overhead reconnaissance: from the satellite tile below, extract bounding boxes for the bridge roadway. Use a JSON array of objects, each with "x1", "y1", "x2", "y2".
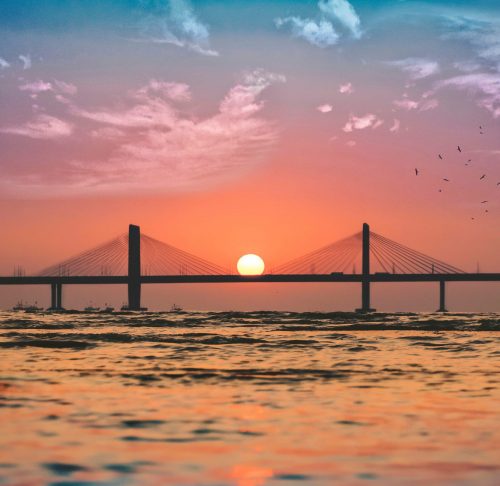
[{"x1": 1, "y1": 273, "x2": 500, "y2": 285}]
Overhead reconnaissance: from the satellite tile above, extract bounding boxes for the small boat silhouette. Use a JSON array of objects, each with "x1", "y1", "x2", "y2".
[{"x1": 13, "y1": 300, "x2": 43, "y2": 312}]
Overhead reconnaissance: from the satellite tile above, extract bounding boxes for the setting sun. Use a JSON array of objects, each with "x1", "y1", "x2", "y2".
[{"x1": 237, "y1": 254, "x2": 265, "y2": 276}]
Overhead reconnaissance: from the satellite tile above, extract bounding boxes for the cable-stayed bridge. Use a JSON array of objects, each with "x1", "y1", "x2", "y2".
[{"x1": 1, "y1": 224, "x2": 499, "y2": 312}]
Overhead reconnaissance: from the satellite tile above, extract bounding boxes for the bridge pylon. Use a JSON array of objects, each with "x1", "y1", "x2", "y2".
[
  {"x1": 356, "y1": 223, "x2": 376, "y2": 313},
  {"x1": 126, "y1": 224, "x2": 143, "y2": 311},
  {"x1": 48, "y1": 282, "x2": 64, "y2": 311}
]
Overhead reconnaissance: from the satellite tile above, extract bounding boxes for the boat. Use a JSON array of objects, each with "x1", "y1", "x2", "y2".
[
  {"x1": 13, "y1": 301, "x2": 43, "y2": 312},
  {"x1": 100, "y1": 303, "x2": 114, "y2": 313},
  {"x1": 169, "y1": 303, "x2": 183, "y2": 313},
  {"x1": 84, "y1": 303, "x2": 100, "y2": 312},
  {"x1": 24, "y1": 301, "x2": 43, "y2": 312},
  {"x1": 12, "y1": 301, "x2": 25, "y2": 311}
]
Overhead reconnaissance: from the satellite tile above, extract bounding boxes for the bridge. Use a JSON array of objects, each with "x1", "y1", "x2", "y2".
[{"x1": 1, "y1": 223, "x2": 499, "y2": 312}]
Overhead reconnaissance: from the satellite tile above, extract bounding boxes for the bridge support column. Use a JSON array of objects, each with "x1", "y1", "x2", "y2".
[
  {"x1": 49, "y1": 283, "x2": 64, "y2": 310},
  {"x1": 356, "y1": 223, "x2": 376, "y2": 313},
  {"x1": 127, "y1": 224, "x2": 142, "y2": 311},
  {"x1": 437, "y1": 280, "x2": 448, "y2": 312}
]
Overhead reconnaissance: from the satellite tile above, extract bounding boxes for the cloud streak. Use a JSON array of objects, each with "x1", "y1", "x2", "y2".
[
  {"x1": 136, "y1": 0, "x2": 218, "y2": 56},
  {"x1": 4, "y1": 70, "x2": 285, "y2": 195},
  {"x1": 19, "y1": 54, "x2": 31, "y2": 70},
  {"x1": 275, "y1": 0, "x2": 361, "y2": 47},
  {"x1": 386, "y1": 58, "x2": 440, "y2": 80},
  {"x1": 434, "y1": 73, "x2": 500, "y2": 118},
  {"x1": 1, "y1": 114, "x2": 73, "y2": 139}
]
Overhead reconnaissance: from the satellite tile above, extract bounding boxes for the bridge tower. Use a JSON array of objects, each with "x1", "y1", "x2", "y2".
[
  {"x1": 49, "y1": 282, "x2": 63, "y2": 310},
  {"x1": 357, "y1": 222, "x2": 376, "y2": 313},
  {"x1": 437, "y1": 280, "x2": 448, "y2": 312},
  {"x1": 127, "y1": 224, "x2": 142, "y2": 310}
]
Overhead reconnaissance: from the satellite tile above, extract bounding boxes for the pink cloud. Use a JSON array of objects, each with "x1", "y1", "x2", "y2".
[
  {"x1": 4, "y1": 72, "x2": 285, "y2": 196},
  {"x1": 393, "y1": 97, "x2": 439, "y2": 112},
  {"x1": 136, "y1": 80, "x2": 191, "y2": 102},
  {"x1": 339, "y1": 82, "x2": 354, "y2": 94},
  {"x1": 389, "y1": 119, "x2": 401, "y2": 133},
  {"x1": 343, "y1": 113, "x2": 383, "y2": 132},
  {"x1": 0, "y1": 114, "x2": 73, "y2": 139},
  {"x1": 19, "y1": 79, "x2": 78, "y2": 98},
  {"x1": 317, "y1": 103, "x2": 333, "y2": 113},
  {"x1": 434, "y1": 73, "x2": 500, "y2": 118},
  {"x1": 19, "y1": 80, "x2": 53, "y2": 93}
]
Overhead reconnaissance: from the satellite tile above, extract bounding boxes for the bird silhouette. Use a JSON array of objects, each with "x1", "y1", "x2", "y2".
[
  {"x1": 443, "y1": 178, "x2": 450, "y2": 182},
  {"x1": 497, "y1": 182, "x2": 500, "y2": 186},
  {"x1": 415, "y1": 168, "x2": 419, "y2": 176},
  {"x1": 480, "y1": 174, "x2": 486, "y2": 180},
  {"x1": 481, "y1": 200, "x2": 488, "y2": 204},
  {"x1": 438, "y1": 154, "x2": 443, "y2": 160},
  {"x1": 457, "y1": 145, "x2": 462, "y2": 152}
]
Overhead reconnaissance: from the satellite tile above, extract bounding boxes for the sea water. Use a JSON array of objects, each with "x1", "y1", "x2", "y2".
[{"x1": 0, "y1": 311, "x2": 499, "y2": 485}]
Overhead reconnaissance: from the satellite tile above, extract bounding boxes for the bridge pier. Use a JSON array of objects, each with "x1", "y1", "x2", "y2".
[
  {"x1": 126, "y1": 224, "x2": 143, "y2": 311},
  {"x1": 356, "y1": 223, "x2": 376, "y2": 313},
  {"x1": 49, "y1": 282, "x2": 64, "y2": 310},
  {"x1": 437, "y1": 280, "x2": 448, "y2": 312}
]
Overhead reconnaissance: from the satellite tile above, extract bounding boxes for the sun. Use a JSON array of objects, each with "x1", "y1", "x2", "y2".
[{"x1": 237, "y1": 254, "x2": 265, "y2": 276}]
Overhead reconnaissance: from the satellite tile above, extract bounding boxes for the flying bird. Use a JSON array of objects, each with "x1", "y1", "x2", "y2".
[
  {"x1": 481, "y1": 201, "x2": 488, "y2": 204},
  {"x1": 497, "y1": 182, "x2": 500, "y2": 186},
  {"x1": 438, "y1": 154, "x2": 443, "y2": 160},
  {"x1": 480, "y1": 174, "x2": 486, "y2": 180},
  {"x1": 457, "y1": 145, "x2": 462, "y2": 152},
  {"x1": 443, "y1": 178, "x2": 450, "y2": 182},
  {"x1": 415, "y1": 168, "x2": 419, "y2": 176}
]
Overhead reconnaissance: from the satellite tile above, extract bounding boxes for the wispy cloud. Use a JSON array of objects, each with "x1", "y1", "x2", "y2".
[
  {"x1": 434, "y1": 73, "x2": 500, "y2": 118},
  {"x1": 136, "y1": 0, "x2": 218, "y2": 56},
  {"x1": 339, "y1": 82, "x2": 354, "y2": 94},
  {"x1": 389, "y1": 119, "x2": 401, "y2": 133},
  {"x1": 275, "y1": 0, "x2": 361, "y2": 47},
  {"x1": 19, "y1": 54, "x2": 31, "y2": 70},
  {"x1": 317, "y1": 103, "x2": 333, "y2": 113},
  {"x1": 19, "y1": 80, "x2": 53, "y2": 93},
  {"x1": 18, "y1": 79, "x2": 78, "y2": 102},
  {"x1": 443, "y1": 16, "x2": 500, "y2": 71},
  {"x1": 343, "y1": 113, "x2": 383, "y2": 132},
  {"x1": 393, "y1": 96, "x2": 439, "y2": 112},
  {"x1": 386, "y1": 58, "x2": 440, "y2": 80},
  {"x1": 1, "y1": 114, "x2": 73, "y2": 139},
  {"x1": 318, "y1": 0, "x2": 362, "y2": 39},
  {"x1": 0, "y1": 57, "x2": 10, "y2": 69},
  {"x1": 6, "y1": 70, "x2": 285, "y2": 195},
  {"x1": 275, "y1": 17, "x2": 339, "y2": 48},
  {"x1": 137, "y1": 79, "x2": 191, "y2": 102}
]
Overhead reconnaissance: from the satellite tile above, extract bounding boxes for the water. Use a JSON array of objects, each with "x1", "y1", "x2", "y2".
[{"x1": 0, "y1": 310, "x2": 499, "y2": 485}]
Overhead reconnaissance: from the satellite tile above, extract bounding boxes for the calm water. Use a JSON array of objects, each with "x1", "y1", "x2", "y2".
[{"x1": 0, "y1": 310, "x2": 499, "y2": 486}]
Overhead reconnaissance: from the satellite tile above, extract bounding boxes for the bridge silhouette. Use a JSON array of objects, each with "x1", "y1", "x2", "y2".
[{"x1": 1, "y1": 223, "x2": 499, "y2": 312}]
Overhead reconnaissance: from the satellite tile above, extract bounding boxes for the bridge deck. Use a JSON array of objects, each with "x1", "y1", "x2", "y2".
[{"x1": 1, "y1": 274, "x2": 500, "y2": 285}]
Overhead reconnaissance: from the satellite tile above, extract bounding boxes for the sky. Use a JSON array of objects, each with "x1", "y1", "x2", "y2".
[{"x1": 0, "y1": 0, "x2": 499, "y2": 311}]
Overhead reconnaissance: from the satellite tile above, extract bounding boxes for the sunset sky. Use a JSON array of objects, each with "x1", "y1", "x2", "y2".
[{"x1": 1, "y1": 0, "x2": 499, "y2": 310}]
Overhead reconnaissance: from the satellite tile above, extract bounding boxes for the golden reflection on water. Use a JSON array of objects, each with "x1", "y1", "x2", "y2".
[{"x1": 0, "y1": 310, "x2": 499, "y2": 485}]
